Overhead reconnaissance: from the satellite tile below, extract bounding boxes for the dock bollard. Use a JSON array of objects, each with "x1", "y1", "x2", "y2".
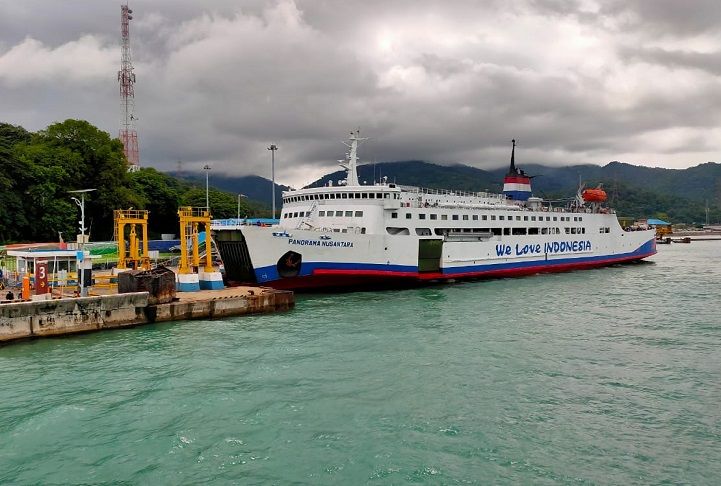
[{"x1": 22, "y1": 274, "x2": 31, "y2": 300}]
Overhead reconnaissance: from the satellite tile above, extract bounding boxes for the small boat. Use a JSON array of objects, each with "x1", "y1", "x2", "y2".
[{"x1": 582, "y1": 188, "x2": 607, "y2": 203}]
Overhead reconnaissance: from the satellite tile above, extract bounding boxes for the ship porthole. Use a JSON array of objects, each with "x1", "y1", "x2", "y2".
[{"x1": 277, "y1": 251, "x2": 302, "y2": 278}]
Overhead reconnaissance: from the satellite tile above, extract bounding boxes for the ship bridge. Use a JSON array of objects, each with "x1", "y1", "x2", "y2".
[{"x1": 279, "y1": 183, "x2": 401, "y2": 233}]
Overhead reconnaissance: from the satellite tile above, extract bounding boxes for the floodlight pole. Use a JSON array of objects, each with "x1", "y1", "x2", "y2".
[
  {"x1": 237, "y1": 193, "x2": 247, "y2": 223},
  {"x1": 69, "y1": 189, "x2": 96, "y2": 297},
  {"x1": 268, "y1": 144, "x2": 278, "y2": 219},
  {"x1": 203, "y1": 164, "x2": 211, "y2": 210}
]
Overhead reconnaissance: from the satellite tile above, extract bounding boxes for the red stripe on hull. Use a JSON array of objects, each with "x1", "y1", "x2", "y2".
[
  {"x1": 243, "y1": 273, "x2": 415, "y2": 291},
  {"x1": 240, "y1": 251, "x2": 656, "y2": 291}
]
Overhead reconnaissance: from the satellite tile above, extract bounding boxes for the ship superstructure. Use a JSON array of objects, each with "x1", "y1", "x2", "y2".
[{"x1": 213, "y1": 132, "x2": 656, "y2": 290}]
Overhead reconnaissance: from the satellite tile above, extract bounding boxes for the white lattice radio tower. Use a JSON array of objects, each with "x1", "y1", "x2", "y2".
[{"x1": 119, "y1": 3, "x2": 140, "y2": 171}]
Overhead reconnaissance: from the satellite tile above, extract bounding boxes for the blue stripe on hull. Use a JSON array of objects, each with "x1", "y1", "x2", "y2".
[{"x1": 443, "y1": 238, "x2": 656, "y2": 275}]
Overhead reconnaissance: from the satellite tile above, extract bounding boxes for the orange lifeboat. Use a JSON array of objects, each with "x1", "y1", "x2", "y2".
[{"x1": 582, "y1": 188, "x2": 607, "y2": 202}]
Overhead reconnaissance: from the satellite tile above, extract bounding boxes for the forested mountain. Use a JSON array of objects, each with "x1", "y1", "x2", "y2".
[
  {"x1": 168, "y1": 172, "x2": 288, "y2": 210},
  {"x1": 183, "y1": 158, "x2": 721, "y2": 224},
  {"x1": 485, "y1": 161, "x2": 721, "y2": 204},
  {"x1": 306, "y1": 161, "x2": 501, "y2": 193},
  {"x1": 303, "y1": 160, "x2": 721, "y2": 224}
]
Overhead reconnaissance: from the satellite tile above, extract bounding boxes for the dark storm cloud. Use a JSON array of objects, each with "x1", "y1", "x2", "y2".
[{"x1": 1, "y1": 0, "x2": 720, "y2": 187}]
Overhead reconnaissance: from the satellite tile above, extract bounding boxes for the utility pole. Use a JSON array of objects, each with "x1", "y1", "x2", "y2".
[{"x1": 268, "y1": 144, "x2": 278, "y2": 219}]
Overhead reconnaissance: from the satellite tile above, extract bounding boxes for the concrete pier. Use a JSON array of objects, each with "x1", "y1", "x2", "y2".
[
  {"x1": 0, "y1": 287, "x2": 294, "y2": 345},
  {"x1": 147, "y1": 287, "x2": 293, "y2": 322}
]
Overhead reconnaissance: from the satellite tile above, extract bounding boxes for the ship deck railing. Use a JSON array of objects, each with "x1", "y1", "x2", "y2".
[
  {"x1": 397, "y1": 184, "x2": 505, "y2": 200},
  {"x1": 399, "y1": 200, "x2": 616, "y2": 214}
]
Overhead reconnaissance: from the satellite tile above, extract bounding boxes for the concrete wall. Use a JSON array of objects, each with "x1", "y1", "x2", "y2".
[
  {"x1": 0, "y1": 293, "x2": 149, "y2": 342},
  {"x1": 147, "y1": 290, "x2": 294, "y2": 323},
  {"x1": 0, "y1": 289, "x2": 294, "y2": 344}
]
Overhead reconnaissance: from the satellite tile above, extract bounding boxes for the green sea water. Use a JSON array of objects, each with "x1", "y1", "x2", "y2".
[{"x1": 1, "y1": 242, "x2": 720, "y2": 484}]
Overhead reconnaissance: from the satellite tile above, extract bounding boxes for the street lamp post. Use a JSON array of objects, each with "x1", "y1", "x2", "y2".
[
  {"x1": 203, "y1": 164, "x2": 211, "y2": 210},
  {"x1": 267, "y1": 144, "x2": 278, "y2": 219},
  {"x1": 237, "y1": 193, "x2": 247, "y2": 224},
  {"x1": 69, "y1": 188, "x2": 96, "y2": 297}
]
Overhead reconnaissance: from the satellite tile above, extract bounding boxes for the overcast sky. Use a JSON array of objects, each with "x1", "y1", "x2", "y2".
[{"x1": 1, "y1": 0, "x2": 720, "y2": 187}]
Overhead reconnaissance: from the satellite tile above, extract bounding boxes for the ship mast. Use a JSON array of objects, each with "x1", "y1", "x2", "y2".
[
  {"x1": 509, "y1": 138, "x2": 517, "y2": 175},
  {"x1": 339, "y1": 130, "x2": 368, "y2": 186}
]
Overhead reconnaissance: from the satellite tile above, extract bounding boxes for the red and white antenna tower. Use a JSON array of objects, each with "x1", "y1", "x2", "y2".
[{"x1": 119, "y1": 3, "x2": 140, "y2": 171}]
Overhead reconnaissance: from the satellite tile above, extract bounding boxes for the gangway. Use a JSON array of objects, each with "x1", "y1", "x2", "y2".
[
  {"x1": 177, "y1": 207, "x2": 223, "y2": 291},
  {"x1": 114, "y1": 209, "x2": 150, "y2": 270}
]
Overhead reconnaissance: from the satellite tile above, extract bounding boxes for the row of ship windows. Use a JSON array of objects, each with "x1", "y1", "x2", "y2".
[
  {"x1": 284, "y1": 208, "x2": 609, "y2": 232},
  {"x1": 327, "y1": 227, "x2": 367, "y2": 234},
  {"x1": 284, "y1": 192, "x2": 399, "y2": 203},
  {"x1": 389, "y1": 227, "x2": 589, "y2": 236},
  {"x1": 283, "y1": 210, "x2": 587, "y2": 223},
  {"x1": 392, "y1": 213, "x2": 583, "y2": 222},
  {"x1": 284, "y1": 210, "x2": 364, "y2": 218}
]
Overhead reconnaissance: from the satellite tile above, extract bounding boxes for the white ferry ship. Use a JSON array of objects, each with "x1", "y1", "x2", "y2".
[{"x1": 213, "y1": 132, "x2": 656, "y2": 290}]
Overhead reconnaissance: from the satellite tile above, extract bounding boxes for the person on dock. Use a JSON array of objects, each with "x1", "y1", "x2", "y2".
[{"x1": 5, "y1": 290, "x2": 14, "y2": 301}]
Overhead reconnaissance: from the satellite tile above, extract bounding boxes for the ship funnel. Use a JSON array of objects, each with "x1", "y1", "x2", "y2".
[{"x1": 502, "y1": 139, "x2": 532, "y2": 201}]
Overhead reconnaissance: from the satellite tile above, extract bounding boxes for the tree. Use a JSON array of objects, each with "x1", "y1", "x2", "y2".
[
  {"x1": 0, "y1": 124, "x2": 32, "y2": 241},
  {"x1": 39, "y1": 120, "x2": 133, "y2": 240},
  {"x1": 127, "y1": 168, "x2": 183, "y2": 236}
]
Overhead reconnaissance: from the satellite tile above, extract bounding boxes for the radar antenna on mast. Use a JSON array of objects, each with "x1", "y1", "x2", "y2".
[{"x1": 338, "y1": 129, "x2": 368, "y2": 186}]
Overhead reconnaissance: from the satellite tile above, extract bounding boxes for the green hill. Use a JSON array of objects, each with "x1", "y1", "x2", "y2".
[
  {"x1": 164, "y1": 158, "x2": 721, "y2": 225},
  {"x1": 303, "y1": 160, "x2": 721, "y2": 224},
  {"x1": 167, "y1": 172, "x2": 289, "y2": 210}
]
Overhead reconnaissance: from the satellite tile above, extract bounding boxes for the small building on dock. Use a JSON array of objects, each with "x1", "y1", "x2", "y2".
[
  {"x1": 646, "y1": 218, "x2": 672, "y2": 237},
  {"x1": 3, "y1": 249, "x2": 89, "y2": 286}
]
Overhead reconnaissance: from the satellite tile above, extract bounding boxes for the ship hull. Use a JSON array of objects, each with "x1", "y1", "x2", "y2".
[{"x1": 215, "y1": 225, "x2": 656, "y2": 291}]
